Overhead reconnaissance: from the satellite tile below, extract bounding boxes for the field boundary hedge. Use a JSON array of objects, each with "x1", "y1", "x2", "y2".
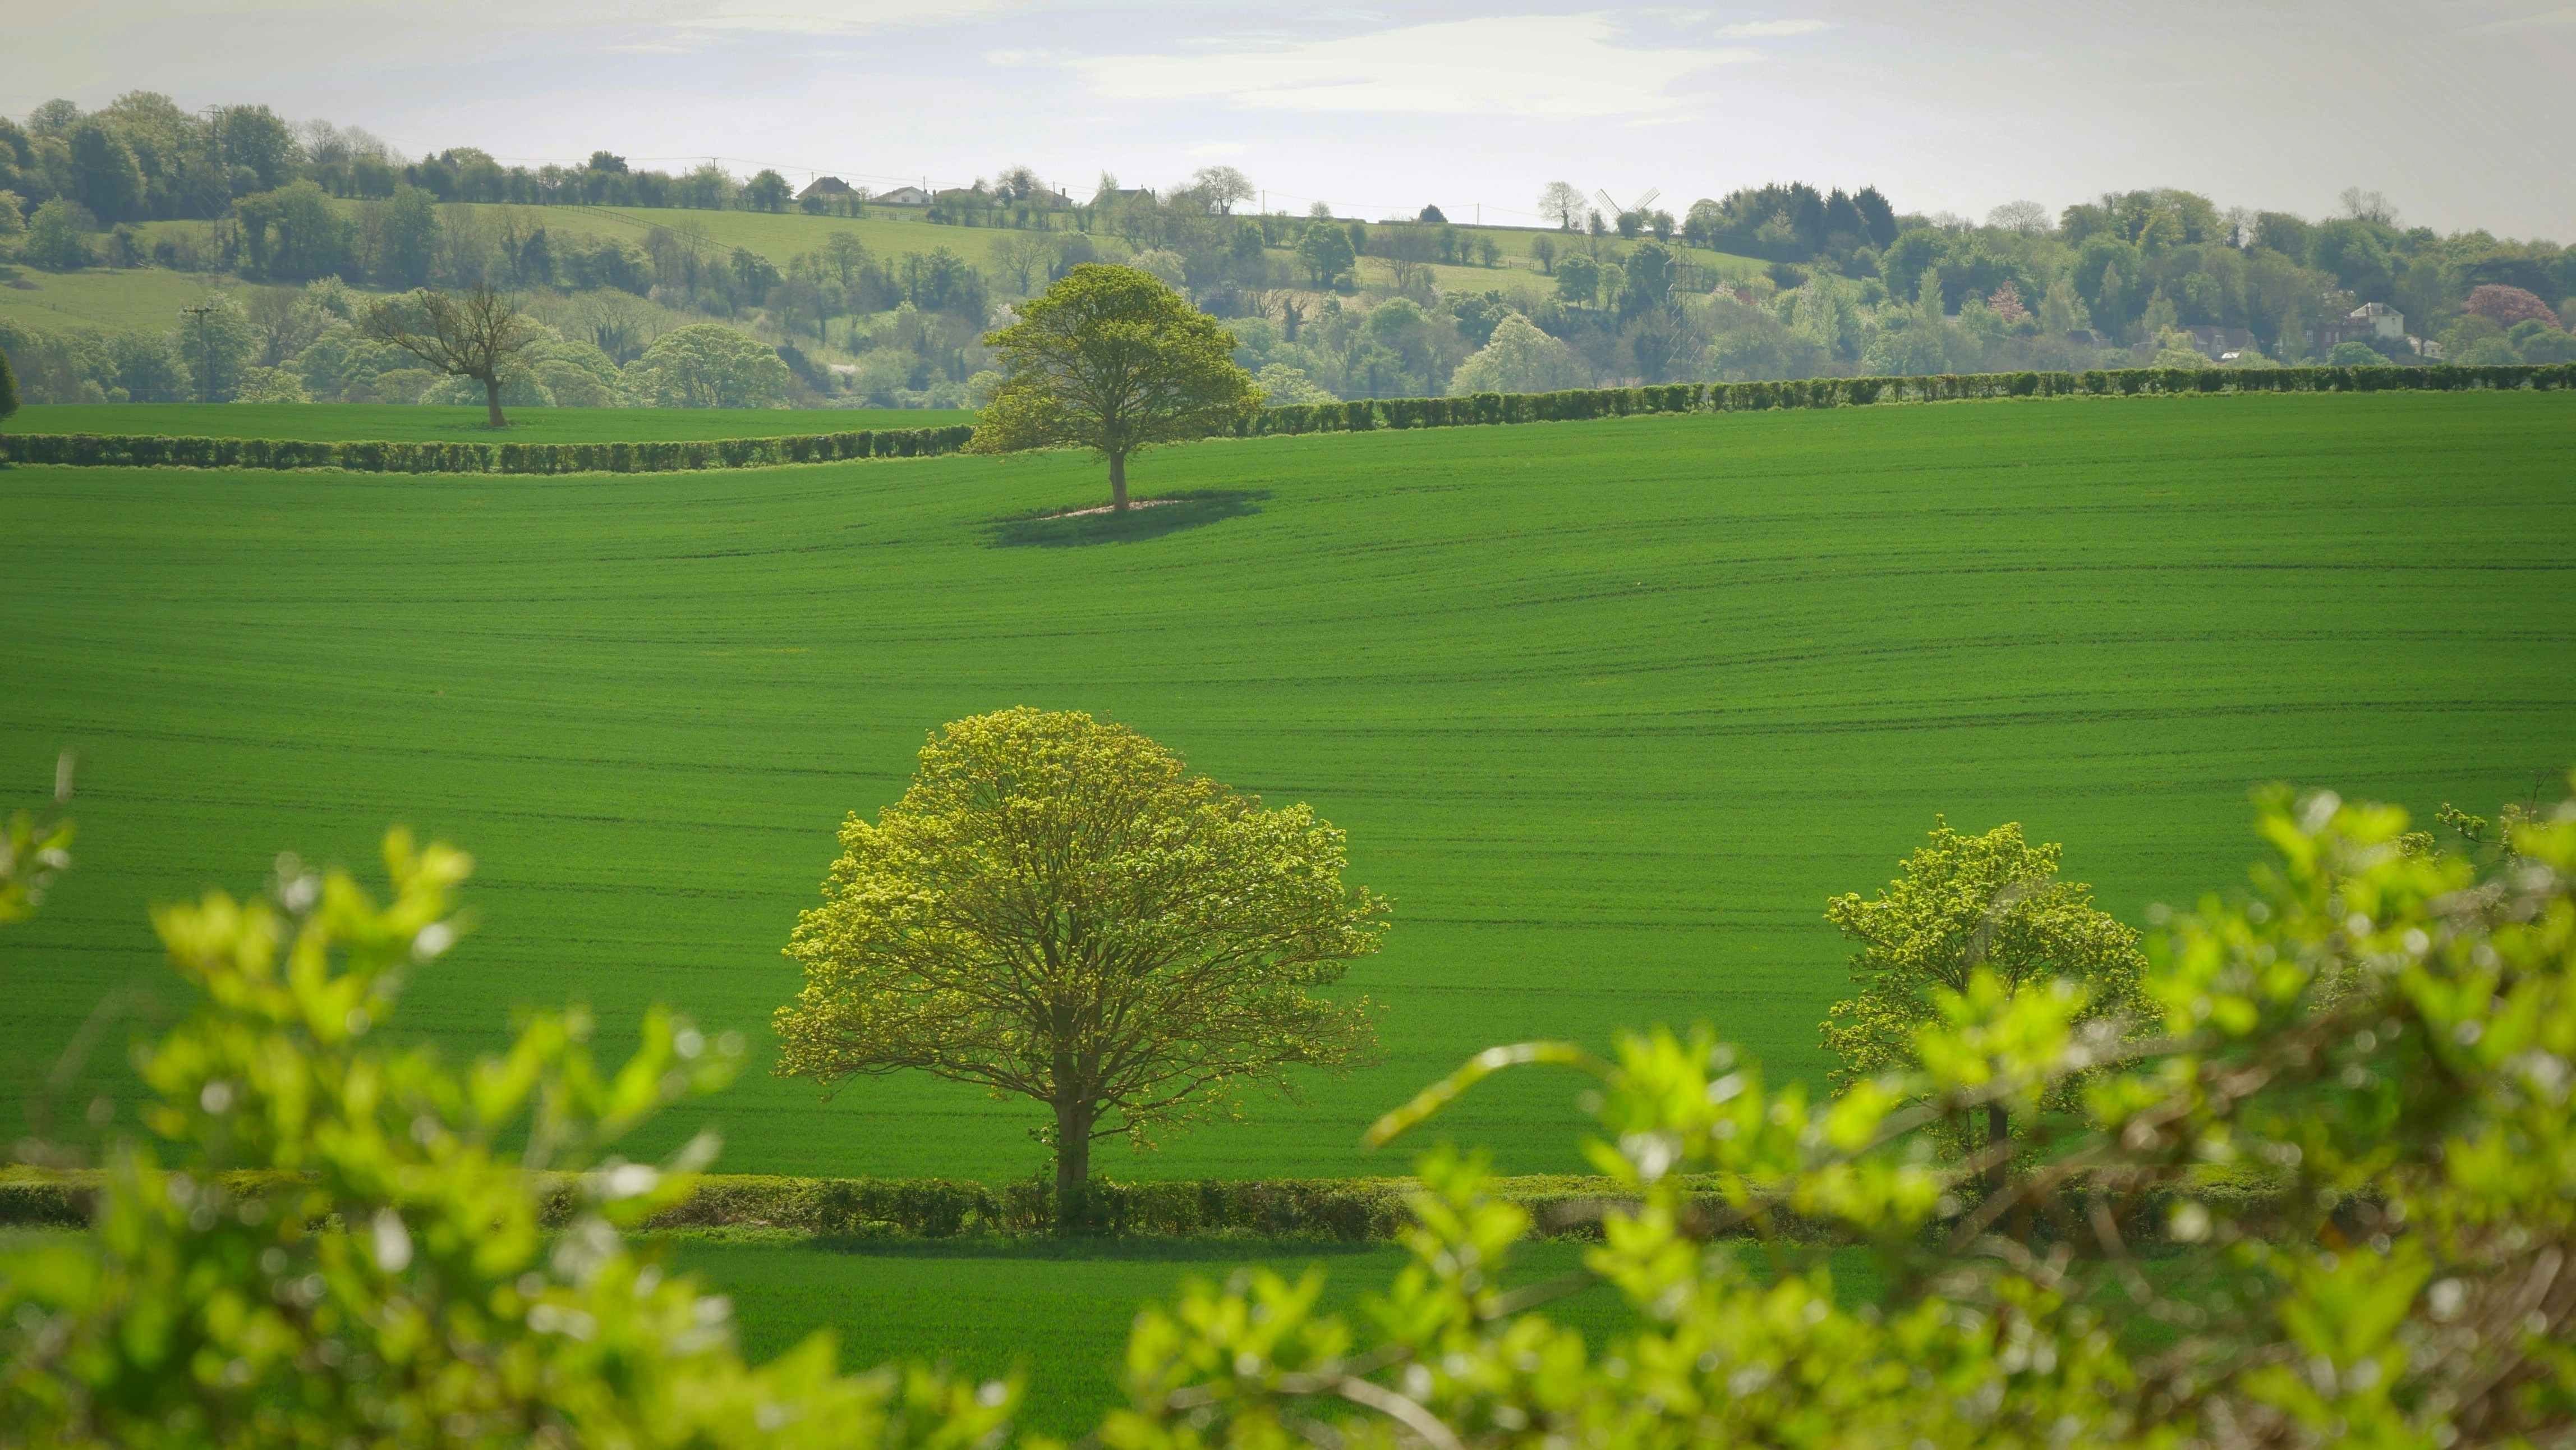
[
  {"x1": 0, "y1": 425, "x2": 978, "y2": 475},
  {"x1": 4, "y1": 364, "x2": 2561, "y2": 476},
  {"x1": 1, "y1": 1167, "x2": 2299, "y2": 1244},
  {"x1": 1236, "y1": 361, "x2": 2572, "y2": 436}
]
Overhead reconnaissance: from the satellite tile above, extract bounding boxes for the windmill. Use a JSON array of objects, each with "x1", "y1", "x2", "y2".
[{"x1": 1594, "y1": 186, "x2": 1662, "y2": 222}]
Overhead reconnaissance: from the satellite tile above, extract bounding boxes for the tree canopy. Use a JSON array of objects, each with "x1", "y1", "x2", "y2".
[
  {"x1": 773, "y1": 707, "x2": 1386, "y2": 1230},
  {"x1": 965, "y1": 265, "x2": 1261, "y2": 511},
  {"x1": 1820, "y1": 818, "x2": 2145, "y2": 1192}
]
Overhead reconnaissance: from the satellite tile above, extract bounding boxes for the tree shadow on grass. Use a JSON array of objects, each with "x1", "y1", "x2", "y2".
[{"x1": 986, "y1": 489, "x2": 1269, "y2": 549}]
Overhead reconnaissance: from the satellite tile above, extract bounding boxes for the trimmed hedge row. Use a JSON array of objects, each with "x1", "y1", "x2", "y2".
[
  {"x1": 0, "y1": 425, "x2": 978, "y2": 475},
  {"x1": 4, "y1": 364, "x2": 2561, "y2": 476},
  {"x1": 1235, "y1": 362, "x2": 2569, "y2": 437},
  {"x1": 2, "y1": 1167, "x2": 2303, "y2": 1245}
]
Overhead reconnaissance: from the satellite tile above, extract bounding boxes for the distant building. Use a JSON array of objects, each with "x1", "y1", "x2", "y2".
[
  {"x1": 932, "y1": 187, "x2": 985, "y2": 205},
  {"x1": 797, "y1": 176, "x2": 858, "y2": 201},
  {"x1": 2183, "y1": 325, "x2": 2255, "y2": 357},
  {"x1": 873, "y1": 185, "x2": 930, "y2": 206},
  {"x1": 2313, "y1": 303, "x2": 2407, "y2": 351}
]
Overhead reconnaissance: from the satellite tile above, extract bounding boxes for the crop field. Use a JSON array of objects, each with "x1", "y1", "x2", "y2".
[
  {"x1": 3, "y1": 393, "x2": 2570, "y2": 1185},
  {"x1": 1, "y1": 403, "x2": 975, "y2": 440}
]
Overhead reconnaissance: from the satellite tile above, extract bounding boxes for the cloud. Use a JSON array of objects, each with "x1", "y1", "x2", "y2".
[
  {"x1": 678, "y1": 0, "x2": 1054, "y2": 36},
  {"x1": 1064, "y1": 13, "x2": 1757, "y2": 117},
  {"x1": 1713, "y1": 18, "x2": 1826, "y2": 38}
]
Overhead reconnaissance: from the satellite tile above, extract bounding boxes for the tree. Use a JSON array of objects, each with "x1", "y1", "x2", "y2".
[
  {"x1": 1820, "y1": 819, "x2": 2143, "y2": 1200},
  {"x1": 1191, "y1": 166, "x2": 1254, "y2": 215},
  {"x1": 774, "y1": 708, "x2": 1386, "y2": 1232},
  {"x1": 1293, "y1": 222, "x2": 1355, "y2": 287},
  {"x1": 991, "y1": 232, "x2": 1052, "y2": 295},
  {"x1": 1447, "y1": 314, "x2": 1586, "y2": 394},
  {"x1": 743, "y1": 169, "x2": 792, "y2": 213},
  {"x1": 213, "y1": 104, "x2": 298, "y2": 192},
  {"x1": 1537, "y1": 181, "x2": 1586, "y2": 231},
  {"x1": 361, "y1": 283, "x2": 536, "y2": 428},
  {"x1": 2463, "y1": 283, "x2": 2559, "y2": 331},
  {"x1": 0, "y1": 344, "x2": 17, "y2": 423},
  {"x1": 378, "y1": 183, "x2": 441, "y2": 287},
  {"x1": 237, "y1": 180, "x2": 351, "y2": 280},
  {"x1": 965, "y1": 264, "x2": 1261, "y2": 511},
  {"x1": 1986, "y1": 199, "x2": 2050, "y2": 236},
  {"x1": 623, "y1": 323, "x2": 792, "y2": 408},
  {"x1": 65, "y1": 119, "x2": 143, "y2": 223},
  {"x1": 1553, "y1": 251, "x2": 1601, "y2": 306},
  {"x1": 22, "y1": 198, "x2": 91, "y2": 270}
]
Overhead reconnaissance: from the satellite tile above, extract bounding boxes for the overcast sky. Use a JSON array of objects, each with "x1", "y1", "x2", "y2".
[{"x1": 13, "y1": 1, "x2": 2574, "y2": 237}]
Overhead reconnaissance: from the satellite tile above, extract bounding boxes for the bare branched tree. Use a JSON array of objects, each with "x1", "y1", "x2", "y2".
[
  {"x1": 1190, "y1": 166, "x2": 1255, "y2": 215},
  {"x1": 361, "y1": 283, "x2": 535, "y2": 428}
]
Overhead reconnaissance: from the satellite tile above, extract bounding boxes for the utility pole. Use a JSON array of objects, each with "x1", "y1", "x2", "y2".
[{"x1": 179, "y1": 301, "x2": 219, "y2": 403}]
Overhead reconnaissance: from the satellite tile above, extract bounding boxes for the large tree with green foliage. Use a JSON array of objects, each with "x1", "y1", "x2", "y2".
[
  {"x1": 965, "y1": 264, "x2": 1261, "y2": 511},
  {"x1": 624, "y1": 323, "x2": 791, "y2": 408},
  {"x1": 773, "y1": 707, "x2": 1386, "y2": 1231},
  {"x1": 1820, "y1": 818, "x2": 2144, "y2": 1197}
]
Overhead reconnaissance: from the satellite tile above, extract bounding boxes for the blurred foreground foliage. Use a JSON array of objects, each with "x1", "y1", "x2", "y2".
[{"x1": 6, "y1": 773, "x2": 2573, "y2": 1449}]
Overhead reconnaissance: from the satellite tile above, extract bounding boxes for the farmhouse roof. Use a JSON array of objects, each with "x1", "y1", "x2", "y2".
[
  {"x1": 873, "y1": 185, "x2": 930, "y2": 205},
  {"x1": 797, "y1": 176, "x2": 857, "y2": 199}
]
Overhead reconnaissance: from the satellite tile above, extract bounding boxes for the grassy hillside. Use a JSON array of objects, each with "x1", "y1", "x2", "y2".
[
  {"x1": 26, "y1": 203, "x2": 1763, "y2": 342},
  {"x1": 429, "y1": 201, "x2": 1763, "y2": 294},
  {"x1": 0, "y1": 264, "x2": 232, "y2": 335},
  {"x1": 3, "y1": 394, "x2": 2568, "y2": 1185},
  {"x1": 2, "y1": 403, "x2": 974, "y2": 440}
]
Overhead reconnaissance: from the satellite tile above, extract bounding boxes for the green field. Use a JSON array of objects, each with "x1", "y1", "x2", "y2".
[
  {"x1": 3, "y1": 394, "x2": 2570, "y2": 1184},
  {"x1": 0, "y1": 264, "x2": 233, "y2": 335},
  {"x1": 668, "y1": 1234, "x2": 1668, "y2": 1435},
  {"x1": 1, "y1": 403, "x2": 974, "y2": 440}
]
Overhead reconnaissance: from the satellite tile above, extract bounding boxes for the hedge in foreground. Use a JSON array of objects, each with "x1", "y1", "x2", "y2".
[{"x1": 0, "y1": 424, "x2": 978, "y2": 473}]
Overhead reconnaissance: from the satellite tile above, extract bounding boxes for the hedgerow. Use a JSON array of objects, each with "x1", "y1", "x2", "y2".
[
  {"x1": 3, "y1": 364, "x2": 2561, "y2": 475},
  {"x1": 0, "y1": 425, "x2": 978, "y2": 473}
]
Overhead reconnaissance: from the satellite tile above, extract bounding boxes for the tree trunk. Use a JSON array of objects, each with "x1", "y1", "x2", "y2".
[
  {"x1": 1053, "y1": 1098, "x2": 1094, "y2": 1236},
  {"x1": 482, "y1": 374, "x2": 505, "y2": 429},
  {"x1": 1107, "y1": 452, "x2": 1128, "y2": 512},
  {"x1": 1985, "y1": 1101, "x2": 2011, "y2": 1206}
]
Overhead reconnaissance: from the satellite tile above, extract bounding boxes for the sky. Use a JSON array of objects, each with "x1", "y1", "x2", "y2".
[{"x1": 12, "y1": 0, "x2": 2574, "y2": 237}]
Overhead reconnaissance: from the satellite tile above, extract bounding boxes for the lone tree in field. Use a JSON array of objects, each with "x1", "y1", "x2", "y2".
[
  {"x1": 1820, "y1": 819, "x2": 2143, "y2": 1200},
  {"x1": 965, "y1": 264, "x2": 1261, "y2": 512},
  {"x1": 361, "y1": 283, "x2": 534, "y2": 428},
  {"x1": 0, "y1": 345, "x2": 17, "y2": 423},
  {"x1": 774, "y1": 707, "x2": 1387, "y2": 1232}
]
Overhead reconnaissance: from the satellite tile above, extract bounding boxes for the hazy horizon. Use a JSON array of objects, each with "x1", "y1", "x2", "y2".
[{"x1": 16, "y1": 1, "x2": 2575, "y2": 238}]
